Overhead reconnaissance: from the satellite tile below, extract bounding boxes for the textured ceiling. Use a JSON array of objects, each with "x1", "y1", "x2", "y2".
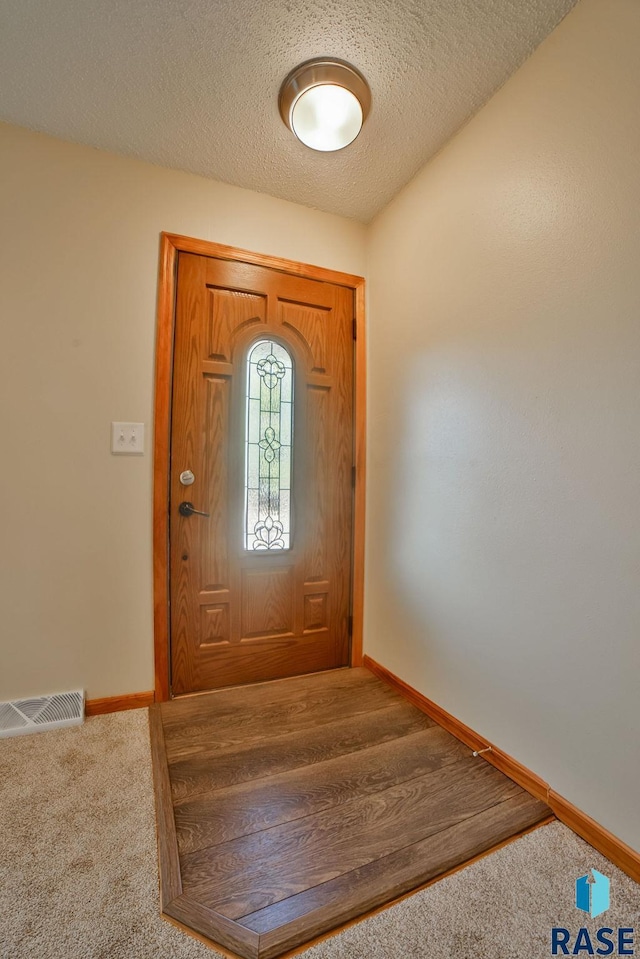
[{"x1": 0, "y1": 0, "x2": 577, "y2": 222}]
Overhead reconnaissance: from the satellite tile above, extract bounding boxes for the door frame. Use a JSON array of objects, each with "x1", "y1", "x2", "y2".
[{"x1": 152, "y1": 232, "x2": 367, "y2": 701}]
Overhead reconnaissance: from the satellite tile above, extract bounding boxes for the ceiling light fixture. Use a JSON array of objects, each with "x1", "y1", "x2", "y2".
[{"x1": 279, "y1": 58, "x2": 371, "y2": 153}]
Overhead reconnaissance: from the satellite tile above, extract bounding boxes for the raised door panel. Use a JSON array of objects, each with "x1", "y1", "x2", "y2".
[
  {"x1": 280, "y1": 301, "x2": 330, "y2": 374},
  {"x1": 207, "y1": 288, "x2": 266, "y2": 362}
]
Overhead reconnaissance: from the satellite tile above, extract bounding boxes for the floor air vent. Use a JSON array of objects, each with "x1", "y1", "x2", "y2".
[{"x1": 0, "y1": 691, "x2": 84, "y2": 738}]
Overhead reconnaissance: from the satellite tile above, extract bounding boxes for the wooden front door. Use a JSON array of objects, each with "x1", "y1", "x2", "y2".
[{"x1": 169, "y1": 252, "x2": 354, "y2": 695}]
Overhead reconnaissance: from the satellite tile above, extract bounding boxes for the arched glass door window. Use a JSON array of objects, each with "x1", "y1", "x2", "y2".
[{"x1": 245, "y1": 339, "x2": 294, "y2": 550}]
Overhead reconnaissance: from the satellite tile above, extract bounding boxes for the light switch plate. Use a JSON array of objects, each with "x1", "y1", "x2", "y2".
[{"x1": 111, "y1": 422, "x2": 145, "y2": 455}]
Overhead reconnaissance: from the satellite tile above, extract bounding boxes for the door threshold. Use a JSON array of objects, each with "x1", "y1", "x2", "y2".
[{"x1": 171, "y1": 665, "x2": 352, "y2": 700}]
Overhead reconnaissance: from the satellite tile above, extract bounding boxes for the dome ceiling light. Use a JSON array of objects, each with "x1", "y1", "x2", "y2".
[{"x1": 279, "y1": 58, "x2": 371, "y2": 152}]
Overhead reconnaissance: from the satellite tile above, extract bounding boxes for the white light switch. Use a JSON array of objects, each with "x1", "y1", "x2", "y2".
[{"x1": 111, "y1": 422, "x2": 145, "y2": 455}]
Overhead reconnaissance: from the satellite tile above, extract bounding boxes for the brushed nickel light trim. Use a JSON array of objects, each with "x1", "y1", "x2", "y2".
[{"x1": 279, "y1": 58, "x2": 371, "y2": 152}]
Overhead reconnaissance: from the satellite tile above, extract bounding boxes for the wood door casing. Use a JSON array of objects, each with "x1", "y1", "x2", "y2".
[{"x1": 169, "y1": 253, "x2": 354, "y2": 694}]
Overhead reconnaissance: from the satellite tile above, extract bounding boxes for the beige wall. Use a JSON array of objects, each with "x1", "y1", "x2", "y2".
[
  {"x1": 366, "y1": 0, "x2": 640, "y2": 851},
  {"x1": 0, "y1": 123, "x2": 366, "y2": 701}
]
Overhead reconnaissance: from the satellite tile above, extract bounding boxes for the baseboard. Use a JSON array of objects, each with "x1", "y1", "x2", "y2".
[
  {"x1": 548, "y1": 791, "x2": 640, "y2": 883},
  {"x1": 85, "y1": 690, "x2": 155, "y2": 716},
  {"x1": 363, "y1": 655, "x2": 640, "y2": 884}
]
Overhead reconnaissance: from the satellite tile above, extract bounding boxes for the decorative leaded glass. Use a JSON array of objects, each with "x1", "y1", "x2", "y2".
[{"x1": 245, "y1": 339, "x2": 293, "y2": 550}]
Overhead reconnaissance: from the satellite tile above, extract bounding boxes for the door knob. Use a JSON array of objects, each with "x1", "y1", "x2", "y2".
[{"x1": 178, "y1": 501, "x2": 210, "y2": 517}]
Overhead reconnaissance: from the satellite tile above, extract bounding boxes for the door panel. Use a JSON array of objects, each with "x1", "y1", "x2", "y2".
[{"x1": 170, "y1": 253, "x2": 354, "y2": 694}]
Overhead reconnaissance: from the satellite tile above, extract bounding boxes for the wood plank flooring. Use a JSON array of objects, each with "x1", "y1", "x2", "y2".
[{"x1": 150, "y1": 667, "x2": 551, "y2": 959}]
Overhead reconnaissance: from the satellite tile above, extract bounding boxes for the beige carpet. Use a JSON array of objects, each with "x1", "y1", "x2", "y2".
[{"x1": 1, "y1": 710, "x2": 638, "y2": 959}]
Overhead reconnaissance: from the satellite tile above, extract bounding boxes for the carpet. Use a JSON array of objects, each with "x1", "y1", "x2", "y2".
[{"x1": 0, "y1": 709, "x2": 637, "y2": 959}]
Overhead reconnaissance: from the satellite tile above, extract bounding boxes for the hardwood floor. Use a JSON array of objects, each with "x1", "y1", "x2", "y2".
[{"x1": 150, "y1": 667, "x2": 551, "y2": 959}]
